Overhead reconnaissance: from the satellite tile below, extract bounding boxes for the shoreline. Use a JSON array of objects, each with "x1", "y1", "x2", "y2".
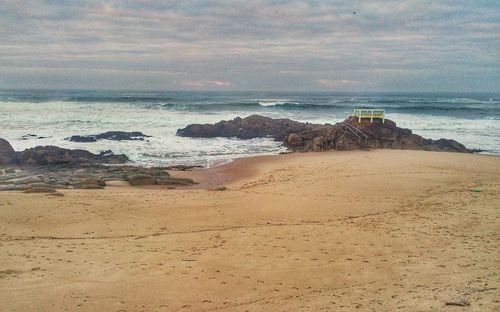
[
  {"x1": 1, "y1": 148, "x2": 499, "y2": 193},
  {"x1": 168, "y1": 149, "x2": 500, "y2": 190}
]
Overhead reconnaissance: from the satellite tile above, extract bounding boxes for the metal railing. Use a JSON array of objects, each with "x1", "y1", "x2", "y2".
[{"x1": 341, "y1": 121, "x2": 368, "y2": 147}]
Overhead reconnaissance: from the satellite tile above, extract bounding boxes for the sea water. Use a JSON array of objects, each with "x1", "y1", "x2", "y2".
[{"x1": 1, "y1": 90, "x2": 499, "y2": 167}]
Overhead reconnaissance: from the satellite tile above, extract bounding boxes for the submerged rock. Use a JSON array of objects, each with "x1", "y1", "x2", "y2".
[
  {"x1": 67, "y1": 131, "x2": 151, "y2": 142},
  {"x1": 21, "y1": 134, "x2": 47, "y2": 140}
]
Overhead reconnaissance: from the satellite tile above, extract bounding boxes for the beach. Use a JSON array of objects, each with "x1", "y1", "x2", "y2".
[{"x1": 1, "y1": 149, "x2": 499, "y2": 311}]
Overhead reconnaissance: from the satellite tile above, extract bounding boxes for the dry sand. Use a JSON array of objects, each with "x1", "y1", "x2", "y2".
[{"x1": 0, "y1": 150, "x2": 499, "y2": 311}]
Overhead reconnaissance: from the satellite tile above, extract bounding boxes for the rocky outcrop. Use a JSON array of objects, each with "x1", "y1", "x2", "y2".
[
  {"x1": 177, "y1": 115, "x2": 316, "y2": 140},
  {"x1": 284, "y1": 117, "x2": 472, "y2": 153},
  {"x1": 15, "y1": 146, "x2": 129, "y2": 165},
  {"x1": 0, "y1": 137, "x2": 198, "y2": 192},
  {"x1": 177, "y1": 115, "x2": 472, "y2": 153},
  {"x1": 67, "y1": 131, "x2": 150, "y2": 143},
  {"x1": 0, "y1": 138, "x2": 16, "y2": 164}
]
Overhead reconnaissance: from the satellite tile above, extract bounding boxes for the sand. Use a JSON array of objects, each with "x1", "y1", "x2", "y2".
[{"x1": 0, "y1": 150, "x2": 499, "y2": 311}]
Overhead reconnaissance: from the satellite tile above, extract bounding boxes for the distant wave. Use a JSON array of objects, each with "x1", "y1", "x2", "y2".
[
  {"x1": 0, "y1": 95, "x2": 175, "y2": 103},
  {"x1": 256, "y1": 99, "x2": 300, "y2": 107},
  {"x1": 64, "y1": 96, "x2": 176, "y2": 103},
  {"x1": 1, "y1": 93, "x2": 498, "y2": 116},
  {"x1": 1, "y1": 98, "x2": 497, "y2": 114}
]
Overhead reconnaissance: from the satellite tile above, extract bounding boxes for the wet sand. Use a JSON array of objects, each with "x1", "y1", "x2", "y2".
[{"x1": 0, "y1": 150, "x2": 499, "y2": 311}]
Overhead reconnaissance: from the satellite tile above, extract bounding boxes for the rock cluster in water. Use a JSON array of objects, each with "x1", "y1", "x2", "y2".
[
  {"x1": 67, "y1": 131, "x2": 151, "y2": 143},
  {"x1": 177, "y1": 115, "x2": 473, "y2": 153},
  {"x1": 0, "y1": 138, "x2": 197, "y2": 192}
]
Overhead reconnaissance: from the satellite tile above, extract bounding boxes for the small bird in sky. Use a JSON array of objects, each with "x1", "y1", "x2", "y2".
[{"x1": 353, "y1": 11, "x2": 356, "y2": 15}]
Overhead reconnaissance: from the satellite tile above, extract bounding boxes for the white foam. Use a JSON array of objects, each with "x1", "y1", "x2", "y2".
[{"x1": 1, "y1": 99, "x2": 498, "y2": 167}]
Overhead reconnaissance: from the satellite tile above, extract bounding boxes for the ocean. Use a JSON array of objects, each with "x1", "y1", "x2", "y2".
[{"x1": 1, "y1": 90, "x2": 499, "y2": 167}]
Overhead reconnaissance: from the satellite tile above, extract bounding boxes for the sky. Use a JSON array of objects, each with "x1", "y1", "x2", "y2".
[{"x1": 0, "y1": 0, "x2": 499, "y2": 92}]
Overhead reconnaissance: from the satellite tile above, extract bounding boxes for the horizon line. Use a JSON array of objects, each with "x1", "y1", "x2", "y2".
[{"x1": 1, "y1": 88, "x2": 499, "y2": 95}]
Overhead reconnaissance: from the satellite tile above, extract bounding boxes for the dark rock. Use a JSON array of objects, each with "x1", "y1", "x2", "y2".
[
  {"x1": 67, "y1": 131, "x2": 151, "y2": 142},
  {"x1": 127, "y1": 174, "x2": 156, "y2": 186},
  {"x1": 21, "y1": 134, "x2": 47, "y2": 140},
  {"x1": 445, "y1": 300, "x2": 470, "y2": 307},
  {"x1": 0, "y1": 138, "x2": 16, "y2": 164},
  {"x1": 156, "y1": 177, "x2": 196, "y2": 186},
  {"x1": 73, "y1": 178, "x2": 106, "y2": 188},
  {"x1": 92, "y1": 150, "x2": 130, "y2": 164},
  {"x1": 313, "y1": 136, "x2": 326, "y2": 152},
  {"x1": 68, "y1": 135, "x2": 97, "y2": 143},
  {"x1": 422, "y1": 138, "x2": 470, "y2": 153},
  {"x1": 47, "y1": 192, "x2": 64, "y2": 197},
  {"x1": 0, "y1": 184, "x2": 29, "y2": 191},
  {"x1": 23, "y1": 186, "x2": 57, "y2": 193},
  {"x1": 15, "y1": 146, "x2": 129, "y2": 165},
  {"x1": 283, "y1": 117, "x2": 473, "y2": 153},
  {"x1": 10, "y1": 176, "x2": 42, "y2": 184},
  {"x1": 55, "y1": 178, "x2": 71, "y2": 186},
  {"x1": 16, "y1": 146, "x2": 73, "y2": 165},
  {"x1": 52, "y1": 185, "x2": 71, "y2": 189},
  {"x1": 163, "y1": 165, "x2": 203, "y2": 171},
  {"x1": 28, "y1": 182, "x2": 52, "y2": 188},
  {"x1": 210, "y1": 186, "x2": 228, "y2": 191},
  {"x1": 177, "y1": 115, "x2": 316, "y2": 141},
  {"x1": 72, "y1": 185, "x2": 104, "y2": 189}
]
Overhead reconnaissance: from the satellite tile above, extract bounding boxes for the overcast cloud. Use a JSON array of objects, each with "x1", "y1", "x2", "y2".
[{"x1": 0, "y1": 0, "x2": 499, "y2": 91}]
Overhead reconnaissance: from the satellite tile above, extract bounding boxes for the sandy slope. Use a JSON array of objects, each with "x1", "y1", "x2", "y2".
[{"x1": 0, "y1": 150, "x2": 499, "y2": 311}]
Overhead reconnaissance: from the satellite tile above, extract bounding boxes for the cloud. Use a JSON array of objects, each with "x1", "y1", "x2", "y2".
[
  {"x1": 208, "y1": 80, "x2": 231, "y2": 87},
  {"x1": 178, "y1": 80, "x2": 232, "y2": 88},
  {"x1": 0, "y1": 0, "x2": 498, "y2": 91},
  {"x1": 316, "y1": 79, "x2": 372, "y2": 88},
  {"x1": 317, "y1": 79, "x2": 358, "y2": 86}
]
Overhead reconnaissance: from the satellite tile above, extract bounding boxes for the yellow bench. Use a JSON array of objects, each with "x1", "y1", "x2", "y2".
[{"x1": 352, "y1": 109, "x2": 385, "y2": 122}]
